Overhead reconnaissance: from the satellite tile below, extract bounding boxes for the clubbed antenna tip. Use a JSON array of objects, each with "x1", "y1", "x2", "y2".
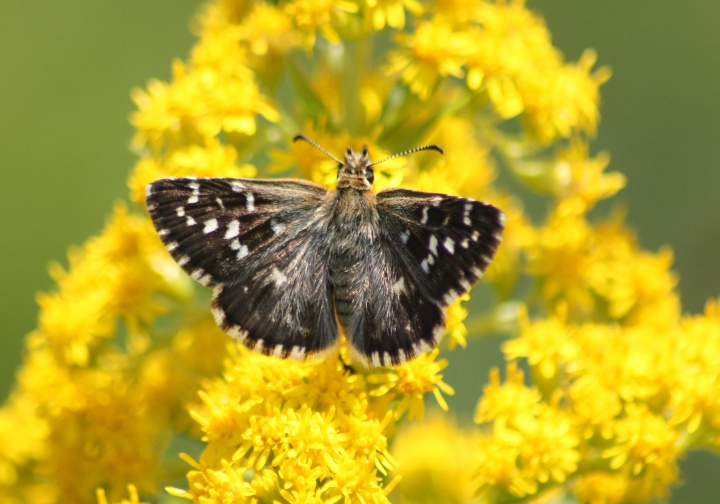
[{"x1": 370, "y1": 144, "x2": 444, "y2": 167}]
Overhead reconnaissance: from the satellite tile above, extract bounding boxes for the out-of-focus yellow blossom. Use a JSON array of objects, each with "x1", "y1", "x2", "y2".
[
  {"x1": 285, "y1": 0, "x2": 359, "y2": 48},
  {"x1": 96, "y1": 485, "x2": 148, "y2": 504},
  {"x1": 389, "y1": 19, "x2": 469, "y2": 100},
  {"x1": 526, "y1": 198, "x2": 597, "y2": 314},
  {"x1": 4, "y1": 1, "x2": 720, "y2": 503},
  {"x1": 364, "y1": 0, "x2": 423, "y2": 30},
  {"x1": 391, "y1": 414, "x2": 482, "y2": 503},
  {"x1": 509, "y1": 137, "x2": 625, "y2": 207}
]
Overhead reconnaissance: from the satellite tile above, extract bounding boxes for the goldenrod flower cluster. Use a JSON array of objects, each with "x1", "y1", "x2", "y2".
[{"x1": 2, "y1": 0, "x2": 718, "y2": 503}]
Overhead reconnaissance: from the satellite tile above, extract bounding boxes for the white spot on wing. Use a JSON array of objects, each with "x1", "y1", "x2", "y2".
[
  {"x1": 463, "y1": 202, "x2": 473, "y2": 225},
  {"x1": 443, "y1": 289, "x2": 459, "y2": 305},
  {"x1": 167, "y1": 241, "x2": 178, "y2": 251},
  {"x1": 443, "y1": 237, "x2": 455, "y2": 254},
  {"x1": 270, "y1": 219, "x2": 284, "y2": 234},
  {"x1": 186, "y1": 216, "x2": 196, "y2": 226},
  {"x1": 471, "y1": 230, "x2": 480, "y2": 241},
  {"x1": 269, "y1": 267, "x2": 287, "y2": 286},
  {"x1": 420, "y1": 206, "x2": 429, "y2": 225},
  {"x1": 175, "y1": 206, "x2": 185, "y2": 217},
  {"x1": 400, "y1": 229, "x2": 410, "y2": 244},
  {"x1": 145, "y1": 184, "x2": 153, "y2": 197},
  {"x1": 290, "y1": 346, "x2": 306, "y2": 361},
  {"x1": 272, "y1": 344, "x2": 284, "y2": 357},
  {"x1": 371, "y1": 352, "x2": 381, "y2": 367},
  {"x1": 187, "y1": 181, "x2": 201, "y2": 205},
  {"x1": 227, "y1": 325, "x2": 247, "y2": 342},
  {"x1": 421, "y1": 259, "x2": 430, "y2": 274},
  {"x1": 230, "y1": 181, "x2": 245, "y2": 192},
  {"x1": 158, "y1": 229, "x2": 169, "y2": 236},
  {"x1": 215, "y1": 197, "x2": 225, "y2": 209},
  {"x1": 245, "y1": 193, "x2": 255, "y2": 211},
  {"x1": 191, "y1": 268, "x2": 211, "y2": 286},
  {"x1": 237, "y1": 244, "x2": 249, "y2": 260},
  {"x1": 203, "y1": 218, "x2": 218, "y2": 234},
  {"x1": 429, "y1": 235, "x2": 438, "y2": 256},
  {"x1": 392, "y1": 277, "x2": 407, "y2": 296},
  {"x1": 178, "y1": 255, "x2": 190, "y2": 266},
  {"x1": 426, "y1": 254, "x2": 435, "y2": 265},
  {"x1": 461, "y1": 238, "x2": 469, "y2": 248},
  {"x1": 225, "y1": 219, "x2": 240, "y2": 240},
  {"x1": 211, "y1": 305, "x2": 226, "y2": 325},
  {"x1": 229, "y1": 239, "x2": 240, "y2": 250},
  {"x1": 432, "y1": 323, "x2": 445, "y2": 345}
]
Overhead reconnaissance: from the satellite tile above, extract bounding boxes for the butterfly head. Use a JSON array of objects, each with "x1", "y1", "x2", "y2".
[
  {"x1": 337, "y1": 146, "x2": 374, "y2": 190},
  {"x1": 293, "y1": 134, "x2": 444, "y2": 192}
]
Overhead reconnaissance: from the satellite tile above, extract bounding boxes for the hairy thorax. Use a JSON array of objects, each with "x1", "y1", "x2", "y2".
[{"x1": 327, "y1": 188, "x2": 378, "y2": 325}]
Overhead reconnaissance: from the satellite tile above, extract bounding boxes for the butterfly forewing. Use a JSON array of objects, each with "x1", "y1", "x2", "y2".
[
  {"x1": 146, "y1": 177, "x2": 339, "y2": 358},
  {"x1": 376, "y1": 188, "x2": 505, "y2": 306},
  {"x1": 146, "y1": 178, "x2": 326, "y2": 285}
]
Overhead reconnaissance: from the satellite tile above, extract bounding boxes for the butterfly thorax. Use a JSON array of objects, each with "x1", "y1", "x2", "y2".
[
  {"x1": 326, "y1": 185, "x2": 379, "y2": 328},
  {"x1": 336, "y1": 146, "x2": 373, "y2": 191}
]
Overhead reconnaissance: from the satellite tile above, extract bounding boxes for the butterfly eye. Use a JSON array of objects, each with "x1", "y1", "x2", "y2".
[
  {"x1": 365, "y1": 167, "x2": 374, "y2": 184},
  {"x1": 362, "y1": 146, "x2": 368, "y2": 156}
]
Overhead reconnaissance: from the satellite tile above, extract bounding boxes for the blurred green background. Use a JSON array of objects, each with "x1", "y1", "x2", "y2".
[{"x1": 1, "y1": 1, "x2": 719, "y2": 501}]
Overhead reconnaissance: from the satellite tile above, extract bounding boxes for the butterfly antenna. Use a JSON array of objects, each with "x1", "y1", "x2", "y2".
[
  {"x1": 293, "y1": 134, "x2": 343, "y2": 165},
  {"x1": 369, "y1": 144, "x2": 444, "y2": 167}
]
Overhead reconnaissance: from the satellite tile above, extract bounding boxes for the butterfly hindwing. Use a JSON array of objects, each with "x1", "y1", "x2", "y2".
[
  {"x1": 343, "y1": 236, "x2": 446, "y2": 367},
  {"x1": 343, "y1": 189, "x2": 504, "y2": 366},
  {"x1": 146, "y1": 177, "x2": 339, "y2": 358},
  {"x1": 211, "y1": 219, "x2": 338, "y2": 359}
]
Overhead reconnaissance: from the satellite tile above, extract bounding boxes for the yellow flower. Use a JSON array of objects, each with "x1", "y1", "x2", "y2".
[
  {"x1": 503, "y1": 304, "x2": 577, "y2": 388},
  {"x1": 474, "y1": 362, "x2": 541, "y2": 425},
  {"x1": 180, "y1": 344, "x2": 401, "y2": 503},
  {"x1": 391, "y1": 414, "x2": 482, "y2": 503},
  {"x1": 363, "y1": 0, "x2": 423, "y2": 30},
  {"x1": 573, "y1": 472, "x2": 628, "y2": 504},
  {"x1": 669, "y1": 299, "x2": 720, "y2": 435},
  {"x1": 476, "y1": 406, "x2": 579, "y2": 498},
  {"x1": 388, "y1": 19, "x2": 469, "y2": 100},
  {"x1": 367, "y1": 349, "x2": 455, "y2": 421},
  {"x1": 603, "y1": 404, "x2": 679, "y2": 501},
  {"x1": 284, "y1": 0, "x2": 359, "y2": 48},
  {"x1": 128, "y1": 139, "x2": 256, "y2": 205},
  {"x1": 526, "y1": 198, "x2": 597, "y2": 314},
  {"x1": 96, "y1": 484, "x2": 149, "y2": 504}
]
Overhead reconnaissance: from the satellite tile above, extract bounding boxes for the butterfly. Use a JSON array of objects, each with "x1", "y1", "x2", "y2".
[{"x1": 145, "y1": 135, "x2": 505, "y2": 367}]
